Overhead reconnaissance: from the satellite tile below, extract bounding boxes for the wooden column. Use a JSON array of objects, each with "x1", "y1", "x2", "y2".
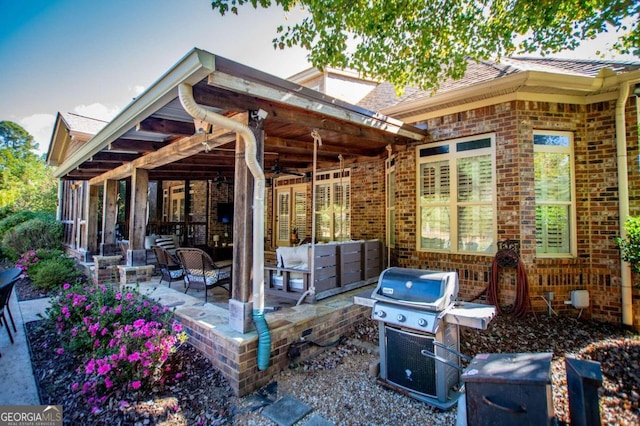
[
  {"x1": 232, "y1": 113, "x2": 264, "y2": 303},
  {"x1": 128, "y1": 168, "x2": 149, "y2": 250},
  {"x1": 84, "y1": 183, "x2": 99, "y2": 255},
  {"x1": 102, "y1": 180, "x2": 118, "y2": 250},
  {"x1": 71, "y1": 182, "x2": 79, "y2": 249}
]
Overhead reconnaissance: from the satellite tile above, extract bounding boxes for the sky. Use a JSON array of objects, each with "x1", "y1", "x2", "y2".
[{"x1": 0, "y1": 0, "x2": 637, "y2": 156}]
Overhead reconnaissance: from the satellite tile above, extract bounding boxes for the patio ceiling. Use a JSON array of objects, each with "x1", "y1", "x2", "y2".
[{"x1": 55, "y1": 49, "x2": 427, "y2": 183}]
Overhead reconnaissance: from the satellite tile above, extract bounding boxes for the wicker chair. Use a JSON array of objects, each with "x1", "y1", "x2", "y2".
[
  {"x1": 152, "y1": 245, "x2": 184, "y2": 288},
  {"x1": 175, "y1": 248, "x2": 231, "y2": 302}
]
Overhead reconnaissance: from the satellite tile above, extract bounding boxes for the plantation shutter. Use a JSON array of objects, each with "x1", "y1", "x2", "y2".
[
  {"x1": 293, "y1": 189, "x2": 307, "y2": 239},
  {"x1": 315, "y1": 184, "x2": 331, "y2": 240},
  {"x1": 457, "y1": 155, "x2": 493, "y2": 252},
  {"x1": 277, "y1": 191, "x2": 290, "y2": 243}
]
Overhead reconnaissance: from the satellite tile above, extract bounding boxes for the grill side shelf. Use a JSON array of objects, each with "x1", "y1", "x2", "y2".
[{"x1": 444, "y1": 302, "x2": 496, "y2": 330}]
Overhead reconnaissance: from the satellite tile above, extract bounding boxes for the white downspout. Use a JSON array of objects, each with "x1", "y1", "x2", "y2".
[
  {"x1": 296, "y1": 129, "x2": 322, "y2": 305},
  {"x1": 386, "y1": 145, "x2": 392, "y2": 268},
  {"x1": 616, "y1": 82, "x2": 632, "y2": 327},
  {"x1": 179, "y1": 83, "x2": 271, "y2": 369}
]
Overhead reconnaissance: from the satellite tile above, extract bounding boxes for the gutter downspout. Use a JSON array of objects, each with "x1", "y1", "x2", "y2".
[
  {"x1": 616, "y1": 82, "x2": 632, "y2": 327},
  {"x1": 179, "y1": 83, "x2": 271, "y2": 370},
  {"x1": 386, "y1": 145, "x2": 392, "y2": 268},
  {"x1": 296, "y1": 129, "x2": 322, "y2": 305}
]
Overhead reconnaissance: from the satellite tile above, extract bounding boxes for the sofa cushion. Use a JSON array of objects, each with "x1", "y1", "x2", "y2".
[
  {"x1": 155, "y1": 237, "x2": 176, "y2": 251},
  {"x1": 276, "y1": 245, "x2": 310, "y2": 270},
  {"x1": 144, "y1": 235, "x2": 157, "y2": 250}
]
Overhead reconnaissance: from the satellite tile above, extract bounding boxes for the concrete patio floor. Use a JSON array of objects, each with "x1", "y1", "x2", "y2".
[{"x1": 0, "y1": 287, "x2": 50, "y2": 405}]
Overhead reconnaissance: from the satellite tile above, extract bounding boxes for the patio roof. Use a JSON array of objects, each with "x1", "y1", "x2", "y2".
[{"x1": 50, "y1": 48, "x2": 427, "y2": 182}]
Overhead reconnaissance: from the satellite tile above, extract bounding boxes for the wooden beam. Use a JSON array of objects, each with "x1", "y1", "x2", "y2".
[
  {"x1": 208, "y1": 71, "x2": 427, "y2": 141},
  {"x1": 136, "y1": 117, "x2": 195, "y2": 136},
  {"x1": 110, "y1": 139, "x2": 167, "y2": 152},
  {"x1": 90, "y1": 152, "x2": 139, "y2": 163},
  {"x1": 194, "y1": 84, "x2": 409, "y2": 147},
  {"x1": 265, "y1": 136, "x2": 381, "y2": 158},
  {"x1": 88, "y1": 113, "x2": 247, "y2": 185}
]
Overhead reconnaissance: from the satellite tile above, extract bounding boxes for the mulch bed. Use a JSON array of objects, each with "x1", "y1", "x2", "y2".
[
  {"x1": 14, "y1": 276, "x2": 56, "y2": 301},
  {"x1": 26, "y1": 320, "x2": 236, "y2": 425}
]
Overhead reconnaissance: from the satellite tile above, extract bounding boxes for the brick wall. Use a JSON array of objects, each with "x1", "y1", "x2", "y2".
[
  {"x1": 175, "y1": 302, "x2": 370, "y2": 396},
  {"x1": 387, "y1": 97, "x2": 639, "y2": 327},
  {"x1": 350, "y1": 161, "x2": 386, "y2": 241}
]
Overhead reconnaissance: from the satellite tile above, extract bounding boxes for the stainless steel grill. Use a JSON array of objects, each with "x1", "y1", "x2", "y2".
[{"x1": 371, "y1": 267, "x2": 496, "y2": 410}]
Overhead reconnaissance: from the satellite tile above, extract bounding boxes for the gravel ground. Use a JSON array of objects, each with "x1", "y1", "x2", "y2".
[
  {"x1": 18, "y1": 274, "x2": 640, "y2": 425},
  {"x1": 234, "y1": 314, "x2": 640, "y2": 426}
]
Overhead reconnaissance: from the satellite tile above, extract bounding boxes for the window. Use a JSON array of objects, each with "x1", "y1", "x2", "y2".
[
  {"x1": 417, "y1": 134, "x2": 496, "y2": 253},
  {"x1": 534, "y1": 131, "x2": 576, "y2": 256},
  {"x1": 315, "y1": 169, "x2": 351, "y2": 242},
  {"x1": 386, "y1": 156, "x2": 396, "y2": 248},
  {"x1": 274, "y1": 179, "x2": 307, "y2": 247},
  {"x1": 169, "y1": 185, "x2": 184, "y2": 222}
]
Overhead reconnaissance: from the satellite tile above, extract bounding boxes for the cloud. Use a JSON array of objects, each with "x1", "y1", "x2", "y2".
[
  {"x1": 73, "y1": 103, "x2": 120, "y2": 122},
  {"x1": 18, "y1": 103, "x2": 121, "y2": 156},
  {"x1": 19, "y1": 113, "x2": 55, "y2": 156}
]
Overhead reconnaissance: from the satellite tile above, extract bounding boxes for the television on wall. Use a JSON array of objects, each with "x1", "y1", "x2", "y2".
[{"x1": 217, "y1": 202, "x2": 233, "y2": 224}]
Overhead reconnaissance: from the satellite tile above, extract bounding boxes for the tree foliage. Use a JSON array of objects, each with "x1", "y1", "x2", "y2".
[
  {"x1": 211, "y1": 0, "x2": 639, "y2": 91},
  {"x1": 0, "y1": 121, "x2": 57, "y2": 213}
]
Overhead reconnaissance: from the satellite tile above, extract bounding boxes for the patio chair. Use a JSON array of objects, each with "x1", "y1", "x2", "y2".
[
  {"x1": 0, "y1": 268, "x2": 22, "y2": 355},
  {"x1": 175, "y1": 248, "x2": 231, "y2": 303},
  {"x1": 151, "y1": 245, "x2": 184, "y2": 288}
]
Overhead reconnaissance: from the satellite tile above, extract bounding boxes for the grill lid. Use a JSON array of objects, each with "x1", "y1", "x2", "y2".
[{"x1": 372, "y1": 267, "x2": 459, "y2": 311}]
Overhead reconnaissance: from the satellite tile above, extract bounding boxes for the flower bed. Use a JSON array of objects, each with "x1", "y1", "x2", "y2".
[{"x1": 45, "y1": 282, "x2": 189, "y2": 413}]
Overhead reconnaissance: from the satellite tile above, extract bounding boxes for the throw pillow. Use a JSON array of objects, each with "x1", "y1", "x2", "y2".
[{"x1": 155, "y1": 237, "x2": 176, "y2": 251}]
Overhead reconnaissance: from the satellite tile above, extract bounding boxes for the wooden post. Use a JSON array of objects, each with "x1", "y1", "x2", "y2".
[
  {"x1": 102, "y1": 180, "x2": 118, "y2": 252},
  {"x1": 85, "y1": 184, "x2": 99, "y2": 255},
  {"x1": 228, "y1": 113, "x2": 264, "y2": 334},
  {"x1": 129, "y1": 168, "x2": 149, "y2": 250}
]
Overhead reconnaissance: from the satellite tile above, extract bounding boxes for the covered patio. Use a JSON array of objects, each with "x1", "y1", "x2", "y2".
[{"x1": 48, "y1": 47, "x2": 426, "y2": 394}]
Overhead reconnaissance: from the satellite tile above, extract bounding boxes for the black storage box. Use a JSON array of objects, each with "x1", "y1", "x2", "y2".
[{"x1": 461, "y1": 352, "x2": 554, "y2": 426}]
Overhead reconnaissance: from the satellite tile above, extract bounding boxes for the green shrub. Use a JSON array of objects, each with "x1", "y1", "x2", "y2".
[
  {"x1": 1, "y1": 217, "x2": 62, "y2": 260},
  {"x1": 0, "y1": 210, "x2": 52, "y2": 240},
  {"x1": 616, "y1": 216, "x2": 640, "y2": 274},
  {"x1": 28, "y1": 256, "x2": 80, "y2": 291},
  {"x1": 0, "y1": 206, "x2": 15, "y2": 222}
]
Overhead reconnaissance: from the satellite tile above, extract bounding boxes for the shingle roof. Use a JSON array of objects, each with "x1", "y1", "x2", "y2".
[
  {"x1": 357, "y1": 57, "x2": 640, "y2": 112},
  {"x1": 60, "y1": 112, "x2": 107, "y2": 136}
]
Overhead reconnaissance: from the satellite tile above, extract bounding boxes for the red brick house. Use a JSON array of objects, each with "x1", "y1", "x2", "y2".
[{"x1": 48, "y1": 51, "x2": 640, "y2": 332}]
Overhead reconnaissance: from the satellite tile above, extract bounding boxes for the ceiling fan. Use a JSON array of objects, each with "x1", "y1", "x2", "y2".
[
  {"x1": 213, "y1": 172, "x2": 232, "y2": 188},
  {"x1": 270, "y1": 158, "x2": 305, "y2": 177}
]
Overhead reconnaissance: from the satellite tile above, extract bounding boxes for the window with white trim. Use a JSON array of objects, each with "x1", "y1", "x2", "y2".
[
  {"x1": 417, "y1": 134, "x2": 496, "y2": 253},
  {"x1": 534, "y1": 130, "x2": 576, "y2": 256},
  {"x1": 315, "y1": 169, "x2": 350, "y2": 241}
]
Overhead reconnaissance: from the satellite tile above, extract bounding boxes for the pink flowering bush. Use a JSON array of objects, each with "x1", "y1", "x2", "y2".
[
  {"x1": 16, "y1": 248, "x2": 80, "y2": 291},
  {"x1": 46, "y1": 282, "x2": 188, "y2": 409},
  {"x1": 15, "y1": 248, "x2": 64, "y2": 273}
]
